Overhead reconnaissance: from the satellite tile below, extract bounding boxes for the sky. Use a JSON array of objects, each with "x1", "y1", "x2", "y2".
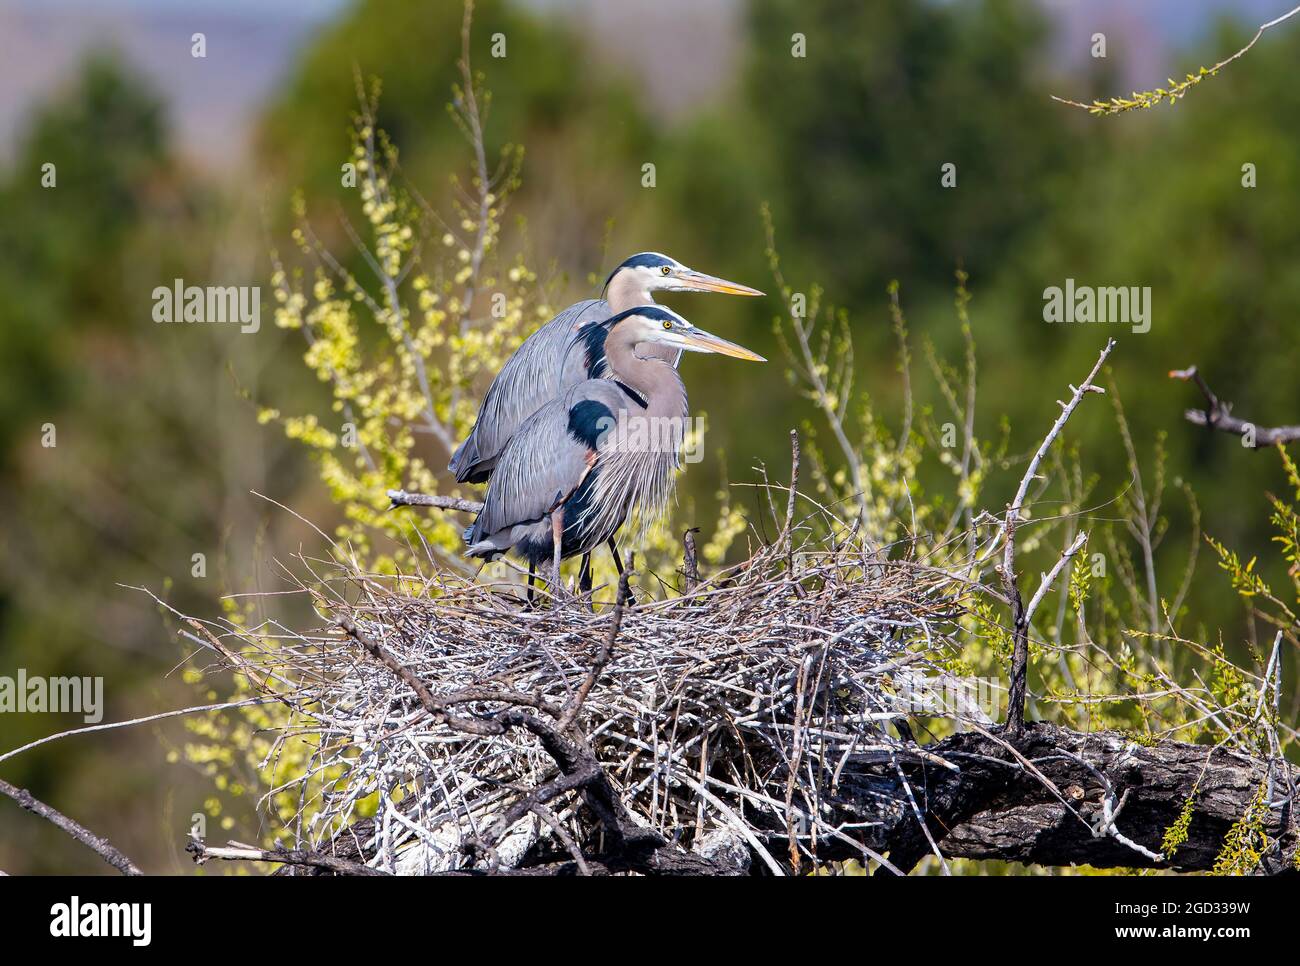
[{"x1": 0, "y1": 0, "x2": 1293, "y2": 170}]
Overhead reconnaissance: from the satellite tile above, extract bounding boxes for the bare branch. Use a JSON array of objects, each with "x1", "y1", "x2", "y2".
[
  {"x1": 682, "y1": 528, "x2": 699, "y2": 593},
  {"x1": 0, "y1": 778, "x2": 143, "y2": 875},
  {"x1": 387, "y1": 488, "x2": 484, "y2": 513},
  {"x1": 187, "y1": 836, "x2": 388, "y2": 876},
  {"x1": 1171, "y1": 365, "x2": 1300, "y2": 448},
  {"x1": 1024, "y1": 530, "x2": 1088, "y2": 627},
  {"x1": 1003, "y1": 339, "x2": 1115, "y2": 734}
]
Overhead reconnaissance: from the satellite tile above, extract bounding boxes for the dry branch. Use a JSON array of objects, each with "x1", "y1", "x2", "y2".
[
  {"x1": 1002, "y1": 339, "x2": 1114, "y2": 735},
  {"x1": 387, "y1": 488, "x2": 484, "y2": 513},
  {"x1": 188, "y1": 837, "x2": 389, "y2": 876},
  {"x1": 1171, "y1": 365, "x2": 1300, "y2": 448},
  {"x1": 0, "y1": 777, "x2": 143, "y2": 876}
]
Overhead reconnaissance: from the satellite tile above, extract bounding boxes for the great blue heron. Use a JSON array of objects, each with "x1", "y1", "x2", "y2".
[
  {"x1": 448, "y1": 252, "x2": 763, "y2": 485},
  {"x1": 464, "y1": 305, "x2": 764, "y2": 601}
]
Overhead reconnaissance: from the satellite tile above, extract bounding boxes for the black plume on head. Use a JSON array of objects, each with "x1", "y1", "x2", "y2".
[
  {"x1": 604, "y1": 305, "x2": 678, "y2": 327},
  {"x1": 584, "y1": 306, "x2": 680, "y2": 378},
  {"x1": 604, "y1": 252, "x2": 675, "y2": 290}
]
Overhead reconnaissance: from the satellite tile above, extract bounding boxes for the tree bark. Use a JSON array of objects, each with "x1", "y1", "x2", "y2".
[{"x1": 860, "y1": 723, "x2": 1296, "y2": 874}]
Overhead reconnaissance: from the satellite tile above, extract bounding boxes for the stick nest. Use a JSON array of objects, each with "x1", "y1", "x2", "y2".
[{"x1": 214, "y1": 534, "x2": 975, "y2": 874}]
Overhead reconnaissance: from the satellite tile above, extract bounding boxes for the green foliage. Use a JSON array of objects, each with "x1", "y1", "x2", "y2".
[
  {"x1": 741, "y1": 0, "x2": 1070, "y2": 309},
  {"x1": 1212, "y1": 784, "x2": 1270, "y2": 876},
  {"x1": 1068, "y1": 548, "x2": 1092, "y2": 617},
  {"x1": 1067, "y1": 65, "x2": 1222, "y2": 116},
  {"x1": 1161, "y1": 790, "x2": 1197, "y2": 861},
  {"x1": 265, "y1": 76, "x2": 536, "y2": 570}
]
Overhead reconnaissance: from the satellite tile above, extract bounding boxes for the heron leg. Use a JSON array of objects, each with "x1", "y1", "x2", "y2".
[
  {"x1": 551, "y1": 508, "x2": 565, "y2": 599},
  {"x1": 606, "y1": 538, "x2": 635, "y2": 605},
  {"x1": 578, "y1": 553, "x2": 593, "y2": 594},
  {"x1": 526, "y1": 560, "x2": 536, "y2": 608}
]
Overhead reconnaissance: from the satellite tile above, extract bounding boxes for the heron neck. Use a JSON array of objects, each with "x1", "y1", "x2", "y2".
[
  {"x1": 605, "y1": 335, "x2": 688, "y2": 419},
  {"x1": 605, "y1": 273, "x2": 657, "y2": 314}
]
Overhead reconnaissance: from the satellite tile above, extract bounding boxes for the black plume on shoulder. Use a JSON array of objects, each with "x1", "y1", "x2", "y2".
[{"x1": 567, "y1": 399, "x2": 615, "y2": 448}]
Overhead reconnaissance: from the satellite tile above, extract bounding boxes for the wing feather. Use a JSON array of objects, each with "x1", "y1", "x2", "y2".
[
  {"x1": 450, "y1": 299, "x2": 610, "y2": 482},
  {"x1": 468, "y1": 381, "x2": 631, "y2": 547}
]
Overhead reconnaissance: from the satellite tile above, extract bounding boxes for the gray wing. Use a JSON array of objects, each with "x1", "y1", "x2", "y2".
[
  {"x1": 467, "y1": 381, "x2": 628, "y2": 550},
  {"x1": 450, "y1": 298, "x2": 611, "y2": 483}
]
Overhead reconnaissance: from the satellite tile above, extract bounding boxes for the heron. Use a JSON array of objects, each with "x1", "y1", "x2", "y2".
[
  {"x1": 449, "y1": 252, "x2": 763, "y2": 485},
  {"x1": 449, "y1": 251, "x2": 763, "y2": 583},
  {"x1": 463, "y1": 305, "x2": 765, "y2": 602}
]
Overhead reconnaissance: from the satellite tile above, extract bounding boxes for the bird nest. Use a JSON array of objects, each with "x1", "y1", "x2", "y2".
[{"x1": 203, "y1": 531, "x2": 978, "y2": 875}]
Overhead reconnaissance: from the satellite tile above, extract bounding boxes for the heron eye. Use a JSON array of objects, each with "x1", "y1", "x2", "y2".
[
  {"x1": 662, "y1": 319, "x2": 673, "y2": 330},
  {"x1": 660, "y1": 266, "x2": 671, "y2": 276}
]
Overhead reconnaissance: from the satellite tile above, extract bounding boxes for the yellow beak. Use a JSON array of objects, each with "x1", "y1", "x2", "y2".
[
  {"x1": 677, "y1": 328, "x2": 767, "y2": 362},
  {"x1": 676, "y1": 270, "x2": 766, "y2": 297}
]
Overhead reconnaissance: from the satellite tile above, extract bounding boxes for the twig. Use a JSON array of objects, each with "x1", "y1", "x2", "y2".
[
  {"x1": 1170, "y1": 365, "x2": 1300, "y2": 448},
  {"x1": 682, "y1": 528, "x2": 699, "y2": 593},
  {"x1": 763, "y1": 207, "x2": 873, "y2": 529},
  {"x1": 0, "y1": 778, "x2": 143, "y2": 875},
  {"x1": 785, "y1": 429, "x2": 801, "y2": 583},
  {"x1": 0, "y1": 698, "x2": 273, "y2": 768},
  {"x1": 1255, "y1": 631, "x2": 1284, "y2": 722},
  {"x1": 1024, "y1": 531, "x2": 1088, "y2": 627},
  {"x1": 187, "y1": 836, "x2": 388, "y2": 876},
  {"x1": 1003, "y1": 339, "x2": 1115, "y2": 734},
  {"x1": 784, "y1": 429, "x2": 801, "y2": 533},
  {"x1": 388, "y1": 489, "x2": 484, "y2": 513},
  {"x1": 1053, "y1": 4, "x2": 1300, "y2": 115},
  {"x1": 529, "y1": 804, "x2": 590, "y2": 876}
]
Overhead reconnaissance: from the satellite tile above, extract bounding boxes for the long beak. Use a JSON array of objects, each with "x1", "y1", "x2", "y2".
[
  {"x1": 676, "y1": 327, "x2": 767, "y2": 362},
  {"x1": 675, "y1": 269, "x2": 765, "y2": 297}
]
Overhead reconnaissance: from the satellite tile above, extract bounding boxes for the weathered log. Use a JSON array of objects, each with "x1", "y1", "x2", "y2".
[{"x1": 866, "y1": 723, "x2": 1296, "y2": 875}]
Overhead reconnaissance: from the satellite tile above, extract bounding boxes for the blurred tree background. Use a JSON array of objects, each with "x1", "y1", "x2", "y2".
[{"x1": 2, "y1": 0, "x2": 1300, "y2": 873}]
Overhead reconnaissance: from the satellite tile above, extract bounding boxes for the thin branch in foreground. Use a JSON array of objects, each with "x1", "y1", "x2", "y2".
[
  {"x1": 682, "y1": 528, "x2": 700, "y2": 593},
  {"x1": 1170, "y1": 365, "x2": 1300, "y2": 448},
  {"x1": 187, "y1": 836, "x2": 388, "y2": 876},
  {"x1": 387, "y1": 488, "x2": 484, "y2": 513},
  {"x1": 0, "y1": 777, "x2": 143, "y2": 876},
  {"x1": 1003, "y1": 338, "x2": 1115, "y2": 735},
  {"x1": 1024, "y1": 530, "x2": 1089, "y2": 627},
  {"x1": 0, "y1": 696, "x2": 273, "y2": 768}
]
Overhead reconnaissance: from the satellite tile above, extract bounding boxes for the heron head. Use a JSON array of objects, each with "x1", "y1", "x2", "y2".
[
  {"x1": 610, "y1": 306, "x2": 766, "y2": 362},
  {"x1": 605, "y1": 252, "x2": 765, "y2": 299}
]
